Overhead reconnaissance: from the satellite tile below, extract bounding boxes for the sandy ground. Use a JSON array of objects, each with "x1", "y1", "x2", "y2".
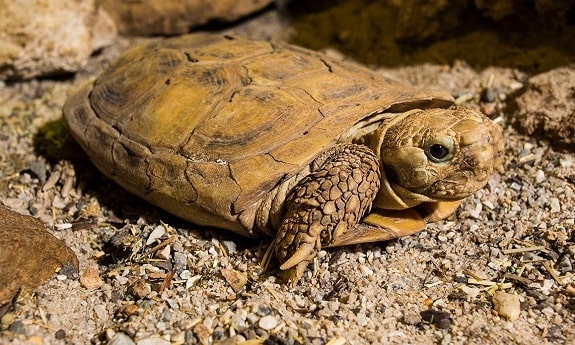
[{"x1": 1, "y1": 4, "x2": 574, "y2": 345}]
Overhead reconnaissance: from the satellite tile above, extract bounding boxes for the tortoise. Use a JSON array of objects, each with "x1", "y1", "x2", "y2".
[{"x1": 63, "y1": 33, "x2": 504, "y2": 283}]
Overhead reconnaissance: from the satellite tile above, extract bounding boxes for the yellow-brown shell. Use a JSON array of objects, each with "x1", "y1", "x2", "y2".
[{"x1": 64, "y1": 34, "x2": 453, "y2": 236}]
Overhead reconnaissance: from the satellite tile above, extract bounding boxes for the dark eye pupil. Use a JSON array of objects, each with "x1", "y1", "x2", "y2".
[{"x1": 429, "y1": 144, "x2": 449, "y2": 159}]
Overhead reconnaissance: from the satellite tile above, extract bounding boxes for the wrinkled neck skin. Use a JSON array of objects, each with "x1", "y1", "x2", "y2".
[
  {"x1": 358, "y1": 109, "x2": 434, "y2": 210},
  {"x1": 355, "y1": 107, "x2": 503, "y2": 211}
]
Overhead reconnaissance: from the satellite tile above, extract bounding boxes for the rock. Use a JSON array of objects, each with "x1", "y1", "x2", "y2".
[
  {"x1": 492, "y1": 290, "x2": 521, "y2": 321},
  {"x1": 128, "y1": 279, "x2": 152, "y2": 300},
  {"x1": 100, "y1": 0, "x2": 273, "y2": 36},
  {"x1": 146, "y1": 224, "x2": 166, "y2": 245},
  {"x1": 220, "y1": 268, "x2": 247, "y2": 293},
  {"x1": 192, "y1": 322, "x2": 211, "y2": 345},
  {"x1": 109, "y1": 332, "x2": 136, "y2": 345},
  {"x1": 258, "y1": 315, "x2": 278, "y2": 330},
  {"x1": 0, "y1": 0, "x2": 117, "y2": 80},
  {"x1": 0, "y1": 204, "x2": 79, "y2": 306},
  {"x1": 402, "y1": 312, "x2": 422, "y2": 325},
  {"x1": 231, "y1": 309, "x2": 248, "y2": 331},
  {"x1": 420, "y1": 309, "x2": 452, "y2": 329},
  {"x1": 392, "y1": 0, "x2": 575, "y2": 41},
  {"x1": 460, "y1": 285, "x2": 480, "y2": 300},
  {"x1": 390, "y1": 0, "x2": 470, "y2": 42},
  {"x1": 511, "y1": 66, "x2": 575, "y2": 149},
  {"x1": 476, "y1": 0, "x2": 575, "y2": 22},
  {"x1": 79, "y1": 266, "x2": 105, "y2": 290},
  {"x1": 136, "y1": 337, "x2": 170, "y2": 345}
]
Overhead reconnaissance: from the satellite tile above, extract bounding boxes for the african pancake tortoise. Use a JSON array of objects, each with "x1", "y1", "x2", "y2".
[{"x1": 63, "y1": 33, "x2": 504, "y2": 282}]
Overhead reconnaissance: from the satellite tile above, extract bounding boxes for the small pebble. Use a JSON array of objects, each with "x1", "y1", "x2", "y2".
[
  {"x1": 255, "y1": 304, "x2": 272, "y2": 316},
  {"x1": 172, "y1": 252, "x2": 188, "y2": 272},
  {"x1": 360, "y1": 265, "x2": 374, "y2": 277},
  {"x1": 116, "y1": 275, "x2": 129, "y2": 285},
  {"x1": 120, "y1": 304, "x2": 139, "y2": 316},
  {"x1": 146, "y1": 225, "x2": 166, "y2": 245},
  {"x1": 258, "y1": 315, "x2": 278, "y2": 330},
  {"x1": 492, "y1": 291, "x2": 521, "y2": 321},
  {"x1": 220, "y1": 268, "x2": 247, "y2": 292},
  {"x1": 509, "y1": 81, "x2": 524, "y2": 90},
  {"x1": 54, "y1": 329, "x2": 66, "y2": 340},
  {"x1": 92, "y1": 304, "x2": 107, "y2": 322},
  {"x1": 129, "y1": 279, "x2": 152, "y2": 299},
  {"x1": 136, "y1": 337, "x2": 170, "y2": 345},
  {"x1": 28, "y1": 336, "x2": 43, "y2": 345},
  {"x1": 421, "y1": 309, "x2": 452, "y2": 329},
  {"x1": 157, "y1": 245, "x2": 171, "y2": 260},
  {"x1": 480, "y1": 103, "x2": 496, "y2": 117},
  {"x1": 222, "y1": 240, "x2": 237, "y2": 254},
  {"x1": 8, "y1": 320, "x2": 26, "y2": 334},
  {"x1": 231, "y1": 309, "x2": 248, "y2": 331},
  {"x1": 180, "y1": 270, "x2": 192, "y2": 280},
  {"x1": 460, "y1": 285, "x2": 480, "y2": 300},
  {"x1": 403, "y1": 312, "x2": 422, "y2": 325},
  {"x1": 79, "y1": 266, "x2": 104, "y2": 290},
  {"x1": 1, "y1": 313, "x2": 15, "y2": 329},
  {"x1": 480, "y1": 87, "x2": 498, "y2": 103},
  {"x1": 193, "y1": 323, "x2": 210, "y2": 345}
]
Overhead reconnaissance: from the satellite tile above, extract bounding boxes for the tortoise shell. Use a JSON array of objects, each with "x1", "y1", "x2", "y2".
[{"x1": 64, "y1": 33, "x2": 455, "y2": 236}]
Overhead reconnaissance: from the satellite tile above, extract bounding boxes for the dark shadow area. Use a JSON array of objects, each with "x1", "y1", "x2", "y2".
[
  {"x1": 284, "y1": 0, "x2": 575, "y2": 74},
  {"x1": 33, "y1": 119, "x2": 259, "y2": 252},
  {"x1": 34, "y1": 118, "x2": 178, "y2": 224}
]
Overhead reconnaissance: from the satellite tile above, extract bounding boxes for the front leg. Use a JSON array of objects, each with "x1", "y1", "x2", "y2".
[{"x1": 266, "y1": 144, "x2": 380, "y2": 283}]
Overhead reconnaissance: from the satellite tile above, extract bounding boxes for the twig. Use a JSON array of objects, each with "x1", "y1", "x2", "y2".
[
  {"x1": 502, "y1": 245, "x2": 546, "y2": 254},
  {"x1": 542, "y1": 261, "x2": 564, "y2": 286}
]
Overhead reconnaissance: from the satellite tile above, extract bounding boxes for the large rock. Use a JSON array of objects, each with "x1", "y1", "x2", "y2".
[
  {"x1": 0, "y1": 0, "x2": 117, "y2": 81},
  {"x1": 391, "y1": 0, "x2": 575, "y2": 42},
  {"x1": 512, "y1": 65, "x2": 575, "y2": 149},
  {"x1": 0, "y1": 204, "x2": 79, "y2": 308},
  {"x1": 100, "y1": 0, "x2": 274, "y2": 36}
]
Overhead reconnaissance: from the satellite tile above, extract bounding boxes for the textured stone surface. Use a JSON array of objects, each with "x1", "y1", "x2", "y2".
[
  {"x1": 512, "y1": 65, "x2": 575, "y2": 149},
  {"x1": 0, "y1": 204, "x2": 78, "y2": 306},
  {"x1": 0, "y1": 0, "x2": 116, "y2": 80},
  {"x1": 100, "y1": 0, "x2": 273, "y2": 35},
  {"x1": 390, "y1": 0, "x2": 575, "y2": 41}
]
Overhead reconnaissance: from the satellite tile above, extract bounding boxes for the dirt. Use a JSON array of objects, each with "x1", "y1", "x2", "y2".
[{"x1": 1, "y1": 2, "x2": 574, "y2": 345}]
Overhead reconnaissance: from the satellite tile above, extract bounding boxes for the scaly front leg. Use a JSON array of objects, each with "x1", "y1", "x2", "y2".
[{"x1": 266, "y1": 144, "x2": 380, "y2": 283}]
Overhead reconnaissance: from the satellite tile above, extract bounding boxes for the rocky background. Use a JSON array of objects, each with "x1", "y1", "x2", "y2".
[{"x1": 1, "y1": 0, "x2": 574, "y2": 344}]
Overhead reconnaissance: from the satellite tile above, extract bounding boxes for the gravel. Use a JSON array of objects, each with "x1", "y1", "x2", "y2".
[{"x1": 1, "y1": 5, "x2": 574, "y2": 345}]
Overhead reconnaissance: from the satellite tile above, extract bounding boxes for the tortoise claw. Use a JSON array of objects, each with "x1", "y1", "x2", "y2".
[
  {"x1": 279, "y1": 261, "x2": 308, "y2": 284},
  {"x1": 261, "y1": 230, "x2": 317, "y2": 284},
  {"x1": 279, "y1": 242, "x2": 315, "y2": 270}
]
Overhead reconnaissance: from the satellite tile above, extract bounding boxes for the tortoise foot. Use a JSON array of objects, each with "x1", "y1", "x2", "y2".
[{"x1": 265, "y1": 144, "x2": 380, "y2": 283}]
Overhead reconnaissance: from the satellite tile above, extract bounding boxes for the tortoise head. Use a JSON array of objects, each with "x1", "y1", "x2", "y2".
[{"x1": 370, "y1": 107, "x2": 504, "y2": 210}]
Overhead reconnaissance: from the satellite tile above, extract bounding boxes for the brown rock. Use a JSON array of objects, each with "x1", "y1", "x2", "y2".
[
  {"x1": 79, "y1": 266, "x2": 105, "y2": 290},
  {"x1": 128, "y1": 279, "x2": 151, "y2": 300},
  {"x1": 0, "y1": 204, "x2": 79, "y2": 306},
  {"x1": 220, "y1": 268, "x2": 247, "y2": 293},
  {"x1": 492, "y1": 290, "x2": 521, "y2": 321},
  {"x1": 0, "y1": 0, "x2": 117, "y2": 80},
  {"x1": 512, "y1": 66, "x2": 575, "y2": 149},
  {"x1": 390, "y1": 0, "x2": 470, "y2": 42},
  {"x1": 100, "y1": 0, "x2": 273, "y2": 36}
]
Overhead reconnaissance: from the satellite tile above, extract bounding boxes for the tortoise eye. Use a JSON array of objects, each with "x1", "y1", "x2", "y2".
[
  {"x1": 429, "y1": 144, "x2": 449, "y2": 160},
  {"x1": 424, "y1": 136, "x2": 455, "y2": 163}
]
